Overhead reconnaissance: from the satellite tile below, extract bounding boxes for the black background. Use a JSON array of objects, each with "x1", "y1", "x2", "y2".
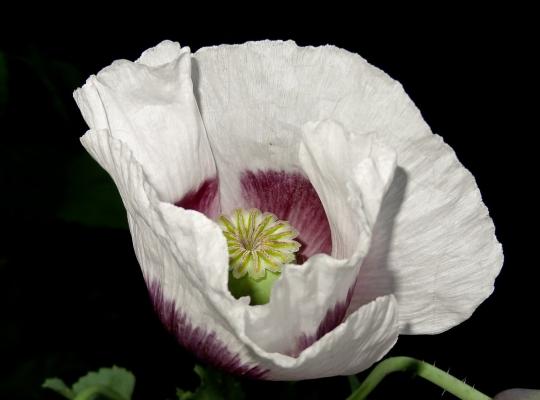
[{"x1": 0, "y1": 13, "x2": 534, "y2": 400}]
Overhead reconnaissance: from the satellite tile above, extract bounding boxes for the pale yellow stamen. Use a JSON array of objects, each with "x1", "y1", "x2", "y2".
[{"x1": 218, "y1": 208, "x2": 301, "y2": 280}]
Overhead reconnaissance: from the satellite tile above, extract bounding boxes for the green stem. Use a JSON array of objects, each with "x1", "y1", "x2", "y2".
[
  {"x1": 73, "y1": 385, "x2": 126, "y2": 400},
  {"x1": 347, "y1": 357, "x2": 492, "y2": 400}
]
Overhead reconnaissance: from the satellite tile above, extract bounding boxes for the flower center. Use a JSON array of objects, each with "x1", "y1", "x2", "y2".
[{"x1": 218, "y1": 208, "x2": 301, "y2": 304}]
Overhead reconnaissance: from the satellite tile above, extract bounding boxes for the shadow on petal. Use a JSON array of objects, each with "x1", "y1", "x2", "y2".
[{"x1": 348, "y1": 167, "x2": 408, "y2": 315}]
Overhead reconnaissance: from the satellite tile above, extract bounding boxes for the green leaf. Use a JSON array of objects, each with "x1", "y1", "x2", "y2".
[
  {"x1": 72, "y1": 366, "x2": 135, "y2": 400},
  {"x1": 42, "y1": 377, "x2": 75, "y2": 399},
  {"x1": 176, "y1": 387, "x2": 196, "y2": 400},
  {"x1": 177, "y1": 365, "x2": 245, "y2": 400},
  {"x1": 57, "y1": 152, "x2": 128, "y2": 229}
]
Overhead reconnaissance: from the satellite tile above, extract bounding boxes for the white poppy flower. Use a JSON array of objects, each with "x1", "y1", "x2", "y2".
[{"x1": 74, "y1": 40, "x2": 503, "y2": 380}]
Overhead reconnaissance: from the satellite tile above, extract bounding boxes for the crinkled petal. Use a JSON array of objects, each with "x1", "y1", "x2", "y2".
[
  {"x1": 75, "y1": 41, "x2": 216, "y2": 205},
  {"x1": 82, "y1": 127, "x2": 399, "y2": 380},
  {"x1": 349, "y1": 133, "x2": 504, "y2": 334},
  {"x1": 254, "y1": 294, "x2": 399, "y2": 380},
  {"x1": 158, "y1": 202, "x2": 399, "y2": 380},
  {"x1": 193, "y1": 40, "x2": 503, "y2": 334},
  {"x1": 192, "y1": 41, "x2": 326, "y2": 212},
  {"x1": 81, "y1": 128, "x2": 267, "y2": 378},
  {"x1": 225, "y1": 124, "x2": 393, "y2": 358},
  {"x1": 299, "y1": 120, "x2": 397, "y2": 259},
  {"x1": 232, "y1": 119, "x2": 396, "y2": 356}
]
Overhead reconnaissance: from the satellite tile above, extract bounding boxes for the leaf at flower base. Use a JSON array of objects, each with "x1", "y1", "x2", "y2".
[
  {"x1": 57, "y1": 152, "x2": 128, "y2": 229},
  {"x1": 71, "y1": 366, "x2": 135, "y2": 400},
  {"x1": 176, "y1": 388, "x2": 196, "y2": 400},
  {"x1": 177, "y1": 365, "x2": 245, "y2": 400},
  {"x1": 42, "y1": 377, "x2": 75, "y2": 399}
]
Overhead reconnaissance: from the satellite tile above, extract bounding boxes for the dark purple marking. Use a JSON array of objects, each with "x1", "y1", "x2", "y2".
[
  {"x1": 148, "y1": 280, "x2": 269, "y2": 379},
  {"x1": 175, "y1": 178, "x2": 220, "y2": 218},
  {"x1": 292, "y1": 284, "x2": 356, "y2": 356},
  {"x1": 241, "y1": 170, "x2": 332, "y2": 262}
]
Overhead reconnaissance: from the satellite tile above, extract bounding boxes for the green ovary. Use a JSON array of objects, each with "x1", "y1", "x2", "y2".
[{"x1": 218, "y1": 208, "x2": 301, "y2": 305}]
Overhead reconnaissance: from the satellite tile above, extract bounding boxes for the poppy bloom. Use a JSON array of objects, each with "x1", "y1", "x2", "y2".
[{"x1": 74, "y1": 40, "x2": 503, "y2": 380}]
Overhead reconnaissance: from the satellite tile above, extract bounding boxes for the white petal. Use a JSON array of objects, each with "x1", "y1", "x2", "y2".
[
  {"x1": 81, "y1": 128, "x2": 267, "y2": 377},
  {"x1": 136, "y1": 40, "x2": 182, "y2": 67},
  {"x1": 192, "y1": 41, "x2": 334, "y2": 211},
  {"x1": 155, "y1": 201, "x2": 399, "y2": 378},
  {"x1": 151, "y1": 188, "x2": 399, "y2": 380},
  {"x1": 349, "y1": 134, "x2": 504, "y2": 334},
  {"x1": 193, "y1": 40, "x2": 503, "y2": 334},
  {"x1": 160, "y1": 199, "x2": 399, "y2": 379},
  {"x1": 162, "y1": 119, "x2": 396, "y2": 370},
  {"x1": 254, "y1": 294, "x2": 399, "y2": 380},
  {"x1": 299, "y1": 120, "x2": 397, "y2": 258},
  {"x1": 192, "y1": 42, "x2": 402, "y2": 360},
  {"x1": 82, "y1": 128, "x2": 399, "y2": 379},
  {"x1": 226, "y1": 120, "x2": 396, "y2": 357},
  {"x1": 75, "y1": 41, "x2": 216, "y2": 204}
]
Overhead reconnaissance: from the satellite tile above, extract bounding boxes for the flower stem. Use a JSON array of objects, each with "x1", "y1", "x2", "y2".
[{"x1": 347, "y1": 357, "x2": 491, "y2": 400}]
